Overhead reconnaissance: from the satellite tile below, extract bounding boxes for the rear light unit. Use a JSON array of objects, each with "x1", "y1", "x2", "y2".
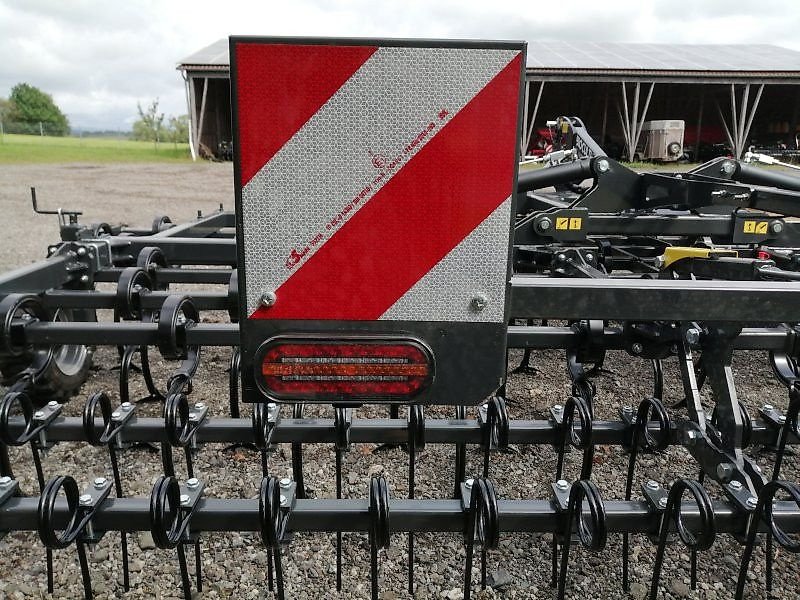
[{"x1": 255, "y1": 336, "x2": 435, "y2": 402}]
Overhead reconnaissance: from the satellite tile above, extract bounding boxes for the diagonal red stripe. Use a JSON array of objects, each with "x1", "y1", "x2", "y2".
[
  {"x1": 251, "y1": 53, "x2": 522, "y2": 321},
  {"x1": 234, "y1": 42, "x2": 377, "y2": 186}
]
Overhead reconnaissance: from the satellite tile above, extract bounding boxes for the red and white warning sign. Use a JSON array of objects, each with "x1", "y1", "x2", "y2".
[{"x1": 232, "y1": 37, "x2": 525, "y2": 404}]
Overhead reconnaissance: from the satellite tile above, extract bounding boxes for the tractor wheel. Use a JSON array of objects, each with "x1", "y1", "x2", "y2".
[{"x1": 0, "y1": 307, "x2": 95, "y2": 405}]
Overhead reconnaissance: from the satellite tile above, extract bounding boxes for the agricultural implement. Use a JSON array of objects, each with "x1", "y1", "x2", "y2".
[{"x1": 2, "y1": 37, "x2": 800, "y2": 599}]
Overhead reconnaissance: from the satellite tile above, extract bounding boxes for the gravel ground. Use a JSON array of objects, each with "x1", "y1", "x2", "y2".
[{"x1": 0, "y1": 162, "x2": 797, "y2": 599}]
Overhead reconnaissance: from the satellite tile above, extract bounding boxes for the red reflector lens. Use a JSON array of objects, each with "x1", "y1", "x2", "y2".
[{"x1": 256, "y1": 338, "x2": 434, "y2": 401}]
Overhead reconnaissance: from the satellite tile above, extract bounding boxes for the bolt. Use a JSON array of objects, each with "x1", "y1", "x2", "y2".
[
  {"x1": 79, "y1": 494, "x2": 93, "y2": 506},
  {"x1": 585, "y1": 253, "x2": 594, "y2": 262},
  {"x1": 470, "y1": 295, "x2": 488, "y2": 313},
  {"x1": 762, "y1": 403, "x2": 774, "y2": 412},
  {"x1": 267, "y1": 402, "x2": 277, "y2": 411},
  {"x1": 646, "y1": 480, "x2": 660, "y2": 491},
  {"x1": 79, "y1": 275, "x2": 90, "y2": 284},
  {"x1": 631, "y1": 343, "x2": 643, "y2": 355},
  {"x1": 464, "y1": 478, "x2": 474, "y2": 489},
  {"x1": 556, "y1": 479, "x2": 570, "y2": 491},
  {"x1": 721, "y1": 161, "x2": 735, "y2": 175},
  {"x1": 47, "y1": 401, "x2": 58, "y2": 408},
  {"x1": 121, "y1": 402, "x2": 132, "y2": 410},
  {"x1": 279, "y1": 478, "x2": 291, "y2": 489},
  {"x1": 186, "y1": 478, "x2": 199, "y2": 489},
  {"x1": 685, "y1": 328, "x2": 701, "y2": 345},
  {"x1": 34, "y1": 411, "x2": 44, "y2": 419},
  {"x1": 658, "y1": 497, "x2": 668, "y2": 509},
  {"x1": 180, "y1": 494, "x2": 190, "y2": 506},
  {"x1": 746, "y1": 496, "x2": 758, "y2": 509},
  {"x1": 111, "y1": 411, "x2": 121, "y2": 419},
  {"x1": 280, "y1": 494, "x2": 288, "y2": 507},
  {"x1": 717, "y1": 462, "x2": 735, "y2": 481},
  {"x1": 77, "y1": 247, "x2": 87, "y2": 256},
  {"x1": 553, "y1": 404, "x2": 563, "y2": 413},
  {"x1": 0, "y1": 476, "x2": 11, "y2": 486},
  {"x1": 556, "y1": 253, "x2": 566, "y2": 262},
  {"x1": 538, "y1": 217, "x2": 552, "y2": 231},
  {"x1": 778, "y1": 415, "x2": 787, "y2": 423},
  {"x1": 189, "y1": 412, "x2": 198, "y2": 421},
  {"x1": 93, "y1": 477, "x2": 107, "y2": 489},
  {"x1": 728, "y1": 480, "x2": 743, "y2": 491},
  {"x1": 596, "y1": 159, "x2": 610, "y2": 173},
  {"x1": 260, "y1": 291, "x2": 277, "y2": 308},
  {"x1": 194, "y1": 402, "x2": 206, "y2": 410},
  {"x1": 771, "y1": 221, "x2": 784, "y2": 234}
]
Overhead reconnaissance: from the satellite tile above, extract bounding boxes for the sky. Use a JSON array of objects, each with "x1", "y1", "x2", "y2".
[{"x1": 1, "y1": 0, "x2": 799, "y2": 131}]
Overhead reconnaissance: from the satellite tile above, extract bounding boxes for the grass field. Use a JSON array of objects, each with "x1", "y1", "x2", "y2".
[{"x1": 0, "y1": 133, "x2": 192, "y2": 163}]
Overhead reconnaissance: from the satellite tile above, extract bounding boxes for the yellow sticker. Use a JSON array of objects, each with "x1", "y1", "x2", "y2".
[
  {"x1": 755, "y1": 221, "x2": 768, "y2": 234},
  {"x1": 556, "y1": 217, "x2": 569, "y2": 230},
  {"x1": 743, "y1": 220, "x2": 755, "y2": 233},
  {"x1": 569, "y1": 217, "x2": 583, "y2": 230}
]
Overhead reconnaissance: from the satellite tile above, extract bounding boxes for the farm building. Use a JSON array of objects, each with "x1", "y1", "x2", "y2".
[{"x1": 178, "y1": 40, "x2": 800, "y2": 161}]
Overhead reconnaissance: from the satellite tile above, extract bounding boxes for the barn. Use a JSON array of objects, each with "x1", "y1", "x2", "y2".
[{"x1": 178, "y1": 40, "x2": 800, "y2": 162}]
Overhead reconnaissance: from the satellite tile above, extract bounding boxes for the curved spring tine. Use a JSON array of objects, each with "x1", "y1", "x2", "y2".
[
  {"x1": 482, "y1": 396, "x2": 509, "y2": 478},
  {"x1": 369, "y1": 475, "x2": 391, "y2": 600},
  {"x1": 229, "y1": 347, "x2": 241, "y2": 418},
  {"x1": 555, "y1": 396, "x2": 594, "y2": 482},
  {"x1": 649, "y1": 479, "x2": 715, "y2": 599},
  {"x1": 260, "y1": 476, "x2": 287, "y2": 599},
  {"x1": 453, "y1": 405, "x2": 467, "y2": 498},
  {"x1": 252, "y1": 401, "x2": 278, "y2": 476},
  {"x1": 651, "y1": 359, "x2": 664, "y2": 400},
  {"x1": 771, "y1": 382, "x2": 800, "y2": 481},
  {"x1": 163, "y1": 392, "x2": 205, "y2": 479},
  {"x1": 463, "y1": 477, "x2": 499, "y2": 600},
  {"x1": 82, "y1": 391, "x2": 131, "y2": 590},
  {"x1": 291, "y1": 402, "x2": 306, "y2": 499},
  {"x1": 736, "y1": 480, "x2": 800, "y2": 600},
  {"x1": 556, "y1": 479, "x2": 607, "y2": 600},
  {"x1": 334, "y1": 406, "x2": 351, "y2": 592},
  {"x1": 407, "y1": 404, "x2": 425, "y2": 596},
  {"x1": 623, "y1": 397, "x2": 670, "y2": 591}
]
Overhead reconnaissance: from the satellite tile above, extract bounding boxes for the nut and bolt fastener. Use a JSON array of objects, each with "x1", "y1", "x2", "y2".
[
  {"x1": 556, "y1": 479, "x2": 570, "y2": 491},
  {"x1": 121, "y1": 402, "x2": 132, "y2": 410},
  {"x1": 557, "y1": 253, "x2": 566, "y2": 262},
  {"x1": 34, "y1": 411, "x2": 44, "y2": 419},
  {"x1": 728, "y1": 480, "x2": 743, "y2": 491},
  {"x1": 553, "y1": 404, "x2": 563, "y2": 413},
  {"x1": 0, "y1": 476, "x2": 11, "y2": 486},
  {"x1": 111, "y1": 411, "x2": 121, "y2": 419},
  {"x1": 464, "y1": 478, "x2": 474, "y2": 489},
  {"x1": 194, "y1": 402, "x2": 205, "y2": 410},
  {"x1": 47, "y1": 401, "x2": 58, "y2": 408},
  {"x1": 685, "y1": 328, "x2": 701, "y2": 345},
  {"x1": 646, "y1": 480, "x2": 660, "y2": 491},
  {"x1": 279, "y1": 478, "x2": 291, "y2": 489},
  {"x1": 79, "y1": 494, "x2": 93, "y2": 506},
  {"x1": 585, "y1": 253, "x2": 594, "y2": 262},
  {"x1": 186, "y1": 478, "x2": 200, "y2": 489},
  {"x1": 93, "y1": 477, "x2": 107, "y2": 488},
  {"x1": 721, "y1": 162, "x2": 735, "y2": 174},
  {"x1": 180, "y1": 494, "x2": 190, "y2": 506},
  {"x1": 771, "y1": 221, "x2": 784, "y2": 234},
  {"x1": 746, "y1": 497, "x2": 758, "y2": 509},
  {"x1": 538, "y1": 217, "x2": 552, "y2": 231},
  {"x1": 77, "y1": 247, "x2": 87, "y2": 256},
  {"x1": 260, "y1": 291, "x2": 277, "y2": 307},
  {"x1": 779, "y1": 415, "x2": 787, "y2": 423},
  {"x1": 596, "y1": 159, "x2": 610, "y2": 173},
  {"x1": 470, "y1": 295, "x2": 488, "y2": 312},
  {"x1": 280, "y1": 495, "x2": 288, "y2": 507},
  {"x1": 762, "y1": 404, "x2": 774, "y2": 412},
  {"x1": 631, "y1": 343, "x2": 643, "y2": 355},
  {"x1": 658, "y1": 497, "x2": 668, "y2": 509}
]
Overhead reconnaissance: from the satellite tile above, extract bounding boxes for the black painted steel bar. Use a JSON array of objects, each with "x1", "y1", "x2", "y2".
[{"x1": 93, "y1": 268, "x2": 233, "y2": 284}]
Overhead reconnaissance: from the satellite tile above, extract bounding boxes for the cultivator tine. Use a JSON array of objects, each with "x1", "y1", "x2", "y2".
[
  {"x1": 259, "y1": 475, "x2": 293, "y2": 599},
  {"x1": 480, "y1": 396, "x2": 509, "y2": 478},
  {"x1": 334, "y1": 406, "x2": 351, "y2": 592},
  {"x1": 462, "y1": 477, "x2": 499, "y2": 600},
  {"x1": 229, "y1": 347, "x2": 241, "y2": 418},
  {"x1": 453, "y1": 405, "x2": 467, "y2": 498},
  {"x1": 369, "y1": 475, "x2": 391, "y2": 600},
  {"x1": 252, "y1": 401, "x2": 278, "y2": 475},
  {"x1": 647, "y1": 479, "x2": 716, "y2": 599},
  {"x1": 407, "y1": 404, "x2": 425, "y2": 596},
  {"x1": 291, "y1": 402, "x2": 306, "y2": 499},
  {"x1": 621, "y1": 397, "x2": 670, "y2": 592}
]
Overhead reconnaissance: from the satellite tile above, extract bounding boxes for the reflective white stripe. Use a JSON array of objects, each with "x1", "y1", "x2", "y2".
[
  {"x1": 379, "y1": 197, "x2": 512, "y2": 322},
  {"x1": 240, "y1": 46, "x2": 518, "y2": 315}
]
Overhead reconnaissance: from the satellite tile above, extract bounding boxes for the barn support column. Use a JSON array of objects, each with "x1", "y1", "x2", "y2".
[
  {"x1": 600, "y1": 84, "x2": 609, "y2": 146},
  {"x1": 186, "y1": 75, "x2": 197, "y2": 161},
  {"x1": 716, "y1": 83, "x2": 764, "y2": 158},
  {"x1": 694, "y1": 90, "x2": 705, "y2": 160},
  {"x1": 195, "y1": 78, "x2": 209, "y2": 159},
  {"x1": 618, "y1": 81, "x2": 655, "y2": 162},
  {"x1": 522, "y1": 81, "x2": 545, "y2": 156}
]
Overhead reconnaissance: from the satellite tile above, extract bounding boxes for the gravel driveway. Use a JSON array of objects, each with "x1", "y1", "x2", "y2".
[{"x1": 0, "y1": 162, "x2": 796, "y2": 599}]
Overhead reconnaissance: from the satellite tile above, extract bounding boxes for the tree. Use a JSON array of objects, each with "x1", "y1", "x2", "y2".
[
  {"x1": 132, "y1": 99, "x2": 165, "y2": 147},
  {"x1": 0, "y1": 97, "x2": 14, "y2": 122},
  {"x1": 8, "y1": 83, "x2": 69, "y2": 136},
  {"x1": 167, "y1": 114, "x2": 189, "y2": 148}
]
